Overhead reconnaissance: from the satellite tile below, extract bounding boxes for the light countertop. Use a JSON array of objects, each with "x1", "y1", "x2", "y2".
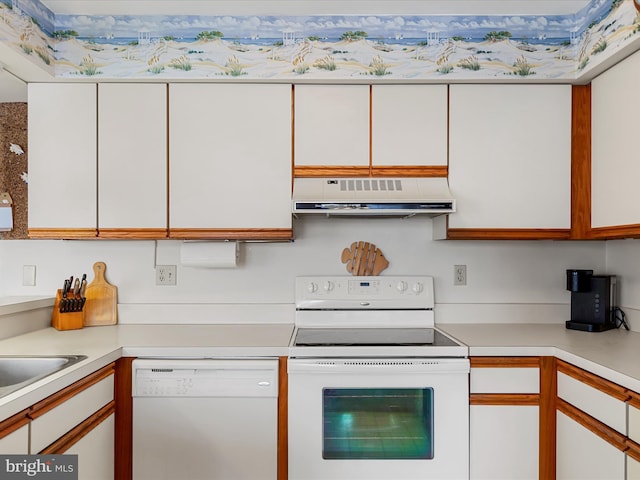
[
  {"x1": 439, "y1": 323, "x2": 640, "y2": 392},
  {"x1": 0, "y1": 323, "x2": 294, "y2": 419},
  {"x1": 2, "y1": 321, "x2": 640, "y2": 421}
]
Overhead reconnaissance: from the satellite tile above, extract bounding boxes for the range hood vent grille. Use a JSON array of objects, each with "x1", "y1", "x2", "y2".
[
  {"x1": 292, "y1": 177, "x2": 456, "y2": 217},
  {"x1": 337, "y1": 179, "x2": 403, "y2": 192}
]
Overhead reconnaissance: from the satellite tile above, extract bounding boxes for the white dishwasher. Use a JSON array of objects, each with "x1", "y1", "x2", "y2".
[{"x1": 132, "y1": 358, "x2": 279, "y2": 480}]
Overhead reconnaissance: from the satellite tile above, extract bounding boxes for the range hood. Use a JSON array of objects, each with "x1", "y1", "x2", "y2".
[{"x1": 292, "y1": 177, "x2": 456, "y2": 216}]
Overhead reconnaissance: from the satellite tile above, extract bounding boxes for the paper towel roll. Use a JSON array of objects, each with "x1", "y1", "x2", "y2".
[{"x1": 180, "y1": 241, "x2": 238, "y2": 268}]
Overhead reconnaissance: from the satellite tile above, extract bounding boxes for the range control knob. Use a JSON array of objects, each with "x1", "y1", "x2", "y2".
[
  {"x1": 412, "y1": 282, "x2": 424, "y2": 294},
  {"x1": 396, "y1": 281, "x2": 408, "y2": 292},
  {"x1": 323, "y1": 281, "x2": 334, "y2": 292},
  {"x1": 307, "y1": 282, "x2": 318, "y2": 293}
]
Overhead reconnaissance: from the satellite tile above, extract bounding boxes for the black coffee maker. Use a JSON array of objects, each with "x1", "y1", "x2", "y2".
[{"x1": 566, "y1": 269, "x2": 617, "y2": 332}]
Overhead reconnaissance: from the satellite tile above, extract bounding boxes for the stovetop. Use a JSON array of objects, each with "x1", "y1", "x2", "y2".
[
  {"x1": 290, "y1": 276, "x2": 468, "y2": 358},
  {"x1": 294, "y1": 327, "x2": 458, "y2": 347}
]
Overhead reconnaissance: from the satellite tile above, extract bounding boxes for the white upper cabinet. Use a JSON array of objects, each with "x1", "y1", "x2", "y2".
[
  {"x1": 371, "y1": 84, "x2": 447, "y2": 167},
  {"x1": 447, "y1": 84, "x2": 572, "y2": 232},
  {"x1": 169, "y1": 84, "x2": 292, "y2": 237},
  {"x1": 294, "y1": 84, "x2": 370, "y2": 167},
  {"x1": 592, "y1": 49, "x2": 640, "y2": 231},
  {"x1": 98, "y1": 83, "x2": 167, "y2": 236},
  {"x1": 28, "y1": 83, "x2": 97, "y2": 236}
]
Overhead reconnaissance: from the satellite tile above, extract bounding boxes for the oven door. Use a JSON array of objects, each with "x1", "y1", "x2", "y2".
[{"x1": 288, "y1": 357, "x2": 470, "y2": 480}]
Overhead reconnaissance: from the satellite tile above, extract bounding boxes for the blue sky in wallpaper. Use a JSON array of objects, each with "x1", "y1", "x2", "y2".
[
  {"x1": 4, "y1": 0, "x2": 638, "y2": 79},
  {"x1": 0, "y1": 0, "x2": 54, "y2": 35},
  {"x1": 5, "y1": 0, "x2": 618, "y2": 42}
]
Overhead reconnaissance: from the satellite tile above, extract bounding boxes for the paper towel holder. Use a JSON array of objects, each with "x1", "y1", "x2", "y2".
[{"x1": 180, "y1": 240, "x2": 239, "y2": 268}]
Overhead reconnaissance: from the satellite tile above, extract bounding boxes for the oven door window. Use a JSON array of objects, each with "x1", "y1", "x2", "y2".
[{"x1": 322, "y1": 388, "x2": 434, "y2": 460}]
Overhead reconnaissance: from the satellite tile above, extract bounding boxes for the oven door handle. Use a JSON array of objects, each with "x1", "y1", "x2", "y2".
[{"x1": 287, "y1": 358, "x2": 469, "y2": 374}]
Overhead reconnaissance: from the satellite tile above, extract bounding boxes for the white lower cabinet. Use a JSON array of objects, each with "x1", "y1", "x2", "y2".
[
  {"x1": 470, "y1": 405, "x2": 539, "y2": 480},
  {"x1": 556, "y1": 411, "x2": 625, "y2": 480},
  {"x1": 31, "y1": 374, "x2": 114, "y2": 453},
  {"x1": 65, "y1": 414, "x2": 115, "y2": 480},
  {"x1": 0, "y1": 423, "x2": 29, "y2": 453},
  {"x1": 470, "y1": 359, "x2": 540, "y2": 480},
  {"x1": 629, "y1": 455, "x2": 640, "y2": 480}
]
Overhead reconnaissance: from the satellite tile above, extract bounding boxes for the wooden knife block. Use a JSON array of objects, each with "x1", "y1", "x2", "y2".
[{"x1": 51, "y1": 289, "x2": 84, "y2": 331}]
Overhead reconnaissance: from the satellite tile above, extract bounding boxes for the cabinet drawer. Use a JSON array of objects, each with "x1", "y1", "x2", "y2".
[
  {"x1": 629, "y1": 454, "x2": 640, "y2": 480},
  {"x1": 31, "y1": 375, "x2": 114, "y2": 453},
  {"x1": 0, "y1": 424, "x2": 29, "y2": 454},
  {"x1": 629, "y1": 403, "x2": 640, "y2": 444},
  {"x1": 557, "y1": 371, "x2": 626, "y2": 434},
  {"x1": 65, "y1": 414, "x2": 114, "y2": 480},
  {"x1": 471, "y1": 368, "x2": 539, "y2": 394}
]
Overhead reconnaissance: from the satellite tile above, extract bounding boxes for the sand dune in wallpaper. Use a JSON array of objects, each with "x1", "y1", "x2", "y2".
[
  {"x1": 1, "y1": 0, "x2": 640, "y2": 79},
  {"x1": 52, "y1": 0, "x2": 639, "y2": 79},
  {"x1": 52, "y1": 35, "x2": 578, "y2": 80}
]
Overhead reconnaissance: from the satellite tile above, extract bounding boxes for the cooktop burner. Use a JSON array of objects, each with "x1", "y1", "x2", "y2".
[{"x1": 294, "y1": 327, "x2": 459, "y2": 347}]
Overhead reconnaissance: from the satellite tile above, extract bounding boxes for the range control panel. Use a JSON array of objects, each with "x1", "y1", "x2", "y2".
[{"x1": 295, "y1": 276, "x2": 434, "y2": 309}]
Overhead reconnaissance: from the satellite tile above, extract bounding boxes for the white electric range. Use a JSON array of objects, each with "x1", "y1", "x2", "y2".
[{"x1": 288, "y1": 276, "x2": 470, "y2": 480}]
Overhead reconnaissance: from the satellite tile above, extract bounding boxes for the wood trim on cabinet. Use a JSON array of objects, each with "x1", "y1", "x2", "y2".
[
  {"x1": 369, "y1": 84, "x2": 373, "y2": 176},
  {"x1": 39, "y1": 401, "x2": 115, "y2": 454},
  {"x1": 557, "y1": 398, "x2": 628, "y2": 452},
  {"x1": 470, "y1": 393, "x2": 539, "y2": 405},
  {"x1": 571, "y1": 84, "x2": 592, "y2": 240},
  {"x1": 168, "y1": 228, "x2": 293, "y2": 241},
  {"x1": 590, "y1": 224, "x2": 640, "y2": 240},
  {"x1": 98, "y1": 229, "x2": 168, "y2": 239},
  {"x1": 293, "y1": 166, "x2": 448, "y2": 178},
  {"x1": 371, "y1": 166, "x2": 448, "y2": 177},
  {"x1": 293, "y1": 166, "x2": 371, "y2": 177},
  {"x1": 470, "y1": 356, "x2": 541, "y2": 368},
  {"x1": 556, "y1": 359, "x2": 630, "y2": 402},
  {"x1": 278, "y1": 357, "x2": 288, "y2": 480},
  {"x1": 626, "y1": 437, "x2": 640, "y2": 463},
  {"x1": 29, "y1": 363, "x2": 115, "y2": 420},
  {"x1": 445, "y1": 228, "x2": 571, "y2": 240},
  {"x1": 115, "y1": 357, "x2": 134, "y2": 480},
  {"x1": 28, "y1": 229, "x2": 97, "y2": 239},
  {"x1": 628, "y1": 390, "x2": 640, "y2": 410},
  {"x1": 539, "y1": 356, "x2": 557, "y2": 480},
  {"x1": 0, "y1": 409, "x2": 30, "y2": 440}
]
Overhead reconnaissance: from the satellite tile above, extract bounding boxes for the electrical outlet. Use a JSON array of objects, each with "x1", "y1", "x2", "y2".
[
  {"x1": 454, "y1": 265, "x2": 467, "y2": 286},
  {"x1": 156, "y1": 265, "x2": 177, "y2": 286}
]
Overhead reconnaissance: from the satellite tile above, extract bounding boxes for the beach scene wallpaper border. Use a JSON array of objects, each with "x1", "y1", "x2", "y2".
[{"x1": 1, "y1": 0, "x2": 639, "y2": 80}]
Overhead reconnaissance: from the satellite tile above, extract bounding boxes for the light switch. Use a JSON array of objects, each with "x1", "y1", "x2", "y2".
[{"x1": 22, "y1": 265, "x2": 36, "y2": 286}]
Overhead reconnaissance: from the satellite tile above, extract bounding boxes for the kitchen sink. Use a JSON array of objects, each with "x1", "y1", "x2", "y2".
[{"x1": 0, "y1": 355, "x2": 87, "y2": 398}]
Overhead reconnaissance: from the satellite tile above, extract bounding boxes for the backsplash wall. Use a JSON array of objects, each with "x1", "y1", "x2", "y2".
[{"x1": 0, "y1": 215, "x2": 608, "y2": 325}]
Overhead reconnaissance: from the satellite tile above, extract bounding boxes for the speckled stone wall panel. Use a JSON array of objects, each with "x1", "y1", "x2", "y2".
[{"x1": 0, "y1": 103, "x2": 28, "y2": 239}]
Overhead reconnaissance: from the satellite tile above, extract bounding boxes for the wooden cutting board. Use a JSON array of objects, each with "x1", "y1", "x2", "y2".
[{"x1": 83, "y1": 261, "x2": 118, "y2": 326}]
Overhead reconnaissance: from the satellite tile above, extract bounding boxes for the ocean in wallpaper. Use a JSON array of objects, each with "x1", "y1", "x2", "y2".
[{"x1": 0, "y1": 0, "x2": 639, "y2": 80}]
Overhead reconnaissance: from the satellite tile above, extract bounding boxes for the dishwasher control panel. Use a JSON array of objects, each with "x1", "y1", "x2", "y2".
[{"x1": 132, "y1": 359, "x2": 279, "y2": 398}]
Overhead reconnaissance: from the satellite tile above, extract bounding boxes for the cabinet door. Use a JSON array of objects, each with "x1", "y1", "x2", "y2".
[
  {"x1": 294, "y1": 84, "x2": 369, "y2": 168},
  {"x1": 0, "y1": 424, "x2": 29, "y2": 454},
  {"x1": 371, "y1": 84, "x2": 447, "y2": 169},
  {"x1": 557, "y1": 412, "x2": 625, "y2": 480},
  {"x1": 470, "y1": 405, "x2": 538, "y2": 480},
  {"x1": 31, "y1": 369, "x2": 114, "y2": 454},
  {"x1": 591, "y1": 49, "x2": 640, "y2": 236},
  {"x1": 444, "y1": 84, "x2": 571, "y2": 238},
  {"x1": 557, "y1": 371, "x2": 626, "y2": 434},
  {"x1": 28, "y1": 84, "x2": 97, "y2": 238},
  {"x1": 65, "y1": 413, "x2": 114, "y2": 480},
  {"x1": 98, "y1": 83, "x2": 167, "y2": 238},
  {"x1": 169, "y1": 84, "x2": 292, "y2": 239}
]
